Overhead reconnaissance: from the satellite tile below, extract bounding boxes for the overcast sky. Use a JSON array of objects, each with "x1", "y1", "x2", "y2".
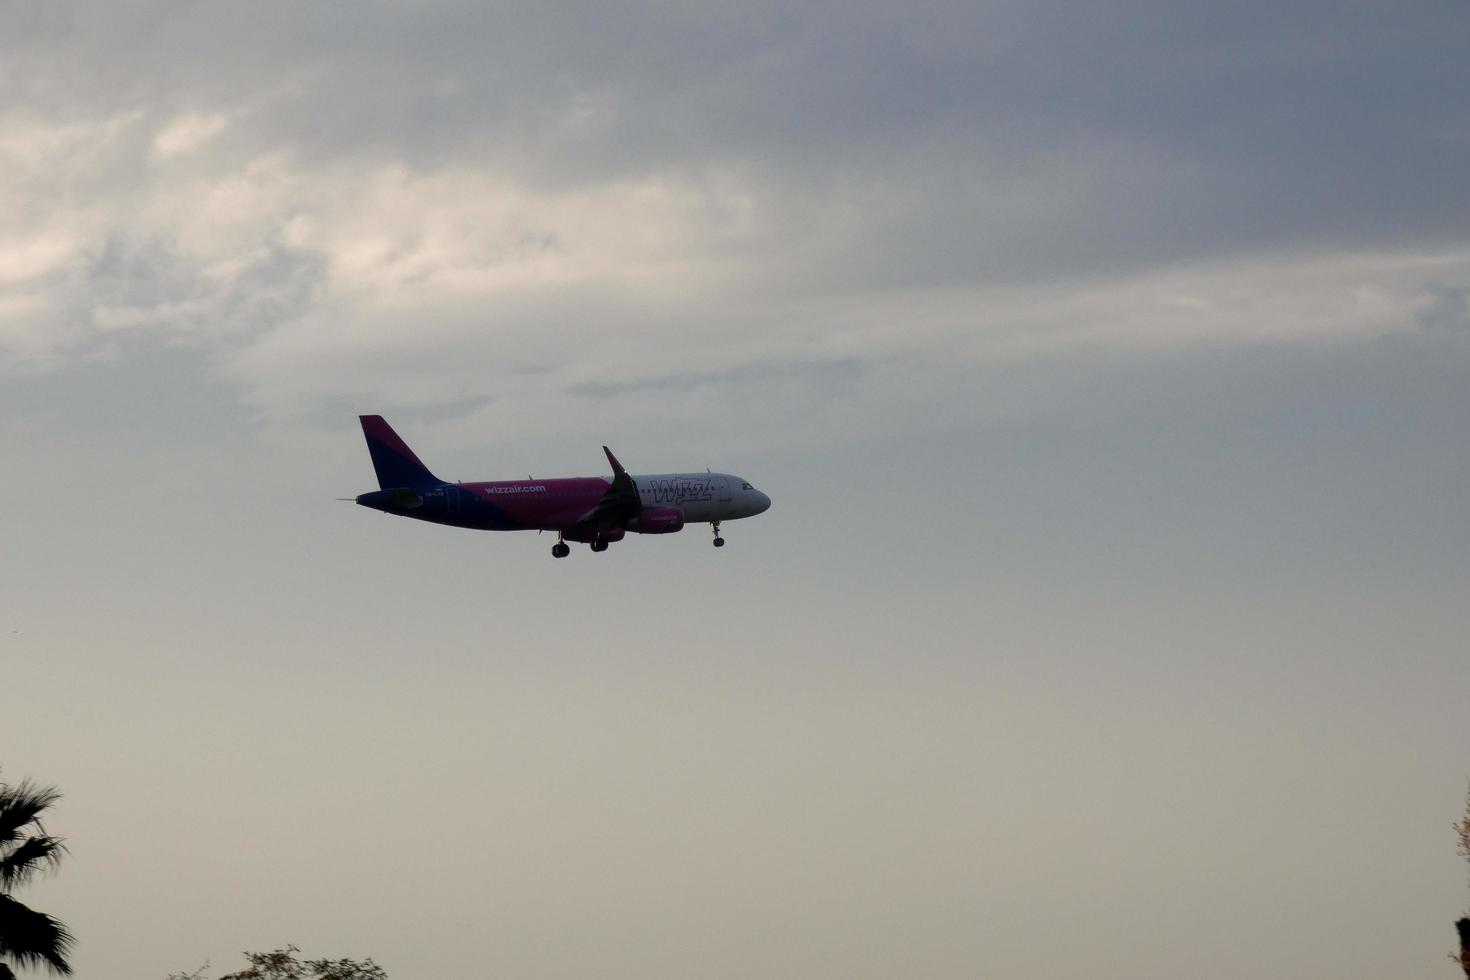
[{"x1": 3, "y1": 3, "x2": 1470, "y2": 978}]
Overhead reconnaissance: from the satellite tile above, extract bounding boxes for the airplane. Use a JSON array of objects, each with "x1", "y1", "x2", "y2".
[{"x1": 353, "y1": 415, "x2": 771, "y2": 557}]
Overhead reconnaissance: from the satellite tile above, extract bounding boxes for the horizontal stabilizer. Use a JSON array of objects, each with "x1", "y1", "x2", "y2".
[{"x1": 388, "y1": 488, "x2": 424, "y2": 509}]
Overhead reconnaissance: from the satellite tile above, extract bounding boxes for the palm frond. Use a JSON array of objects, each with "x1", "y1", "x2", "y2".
[
  {"x1": 0, "y1": 894, "x2": 75, "y2": 976},
  {"x1": 0, "y1": 781, "x2": 63, "y2": 849},
  {"x1": 0, "y1": 836, "x2": 67, "y2": 891}
]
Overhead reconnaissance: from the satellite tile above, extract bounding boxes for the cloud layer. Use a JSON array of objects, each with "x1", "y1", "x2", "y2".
[{"x1": 3, "y1": 1, "x2": 1467, "y2": 445}]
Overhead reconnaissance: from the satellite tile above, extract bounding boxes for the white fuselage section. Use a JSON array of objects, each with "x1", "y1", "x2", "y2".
[{"x1": 633, "y1": 471, "x2": 768, "y2": 523}]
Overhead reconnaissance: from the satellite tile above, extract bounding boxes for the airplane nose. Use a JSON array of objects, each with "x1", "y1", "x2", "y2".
[{"x1": 755, "y1": 491, "x2": 771, "y2": 514}]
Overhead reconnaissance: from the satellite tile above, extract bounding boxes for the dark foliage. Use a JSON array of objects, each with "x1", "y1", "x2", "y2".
[
  {"x1": 0, "y1": 899, "x2": 74, "y2": 976},
  {"x1": 0, "y1": 771, "x2": 73, "y2": 977},
  {"x1": 178, "y1": 946, "x2": 387, "y2": 980}
]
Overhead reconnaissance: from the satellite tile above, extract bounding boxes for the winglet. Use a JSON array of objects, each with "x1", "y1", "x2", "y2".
[{"x1": 603, "y1": 445, "x2": 625, "y2": 476}]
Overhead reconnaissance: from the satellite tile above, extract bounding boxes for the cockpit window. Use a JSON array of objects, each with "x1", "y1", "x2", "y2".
[{"x1": 741, "y1": 482, "x2": 753, "y2": 490}]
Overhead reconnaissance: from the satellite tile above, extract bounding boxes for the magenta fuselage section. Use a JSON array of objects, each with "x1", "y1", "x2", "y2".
[
  {"x1": 459, "y1": 478, "x2": 609, "y2": 530},
  {"x1": 387, "y1": 478, "x2": 610, "y2": 531}
]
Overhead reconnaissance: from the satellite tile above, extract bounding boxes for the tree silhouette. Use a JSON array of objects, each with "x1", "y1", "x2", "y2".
[
  {"x1": 1456, "y1": 786, "x2": 1470, "y2": 978},
  {"x1": 0, "y1": 770, "x2": 74, "y2": 978},
  {"x1": 168, "y1": 946, "x2": 386, "y2": 980}
]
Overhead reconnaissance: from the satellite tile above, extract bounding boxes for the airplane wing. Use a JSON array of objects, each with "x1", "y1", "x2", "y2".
[{"x1": 575, "y1": 446, "x2": 642, "y2": 526}]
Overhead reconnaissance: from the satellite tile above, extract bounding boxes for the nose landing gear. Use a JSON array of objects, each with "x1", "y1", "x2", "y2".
[
  {"x1": 711, "y1": 521, "x2": 725, "y2": 548},
  {"x1": 552, "y1": 533, "x2": 570, "y2": 558}
]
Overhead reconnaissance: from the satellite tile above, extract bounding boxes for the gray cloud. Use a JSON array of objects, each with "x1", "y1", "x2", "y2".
[
  {"x1": 49, "y1": 234, "x2": 325, "y2": 358},
  {"x1": 1418, "y1": 283, "x2": 1470, "y2": 332},
  {"x1": 568, "y1": 357, "x2": 862, "y2": 399},
  {"x1": 1, "y1": 0, "x2": 1465, "y2": 449},
  {"x1": 6, "y1": 2, "x2": 1466, "y2": 283}
]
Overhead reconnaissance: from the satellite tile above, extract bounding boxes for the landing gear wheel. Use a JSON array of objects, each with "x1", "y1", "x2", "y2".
[
  {"x1": 713, "y1": 536, "x2": 725, "y2": 547},
  {"x1": 590, "y1": 540, "x2": 609, "y2": 553},
  {"x1": 711, "y1": 521, "x2": 724, "y2": 548},
  {"x1": 551, "y1": 542, "x2": 570, "y2": 558}
]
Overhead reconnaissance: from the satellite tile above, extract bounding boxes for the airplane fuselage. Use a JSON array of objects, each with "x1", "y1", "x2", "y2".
[
  {"x1": 357, "y1": 471, "x2": 769, "y2": 532},
  {"x1": 352, "y1": 415, "x2": 771, "y2": 556}
]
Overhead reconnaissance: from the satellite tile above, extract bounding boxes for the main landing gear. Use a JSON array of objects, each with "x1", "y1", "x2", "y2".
[
  {"x1": 550, "y1": 532, "x2": 610, "y2": 557},
  {"x1": 711, "y1": 521, "x2": 725, "y2": 548}
]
